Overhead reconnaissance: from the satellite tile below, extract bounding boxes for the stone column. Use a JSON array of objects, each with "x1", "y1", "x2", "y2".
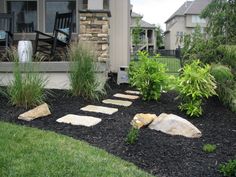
[{"x1": 79, "y1": 10, "x2": 111, "y2": 63}]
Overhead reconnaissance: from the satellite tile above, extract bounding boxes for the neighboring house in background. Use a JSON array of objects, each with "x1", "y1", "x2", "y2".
[
  {"x1": 0, "y1": 0, "x2": 131, "y2": 89},
  {"x1": 164, "y1": 0, "x2": 212, "y2": 50},
  {"x1": 0, "y1": 0, "x2": 130, "y2": 73},
  {"x1": 130, "y1": 12, "x2": 156, "y2": 54}
]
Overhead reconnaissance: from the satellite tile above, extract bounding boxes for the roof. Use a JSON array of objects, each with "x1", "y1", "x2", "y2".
[
  {"x1": 165, "y1": 0, "x2": 212, "y2": 23},
  {"x1": 131, "y1": 12, "x2": 155, "y2": 29},
  {"x1": 131, "y1": 12, "x2": 143, "y2": 18},
  {"x1": 185, "y1": 0, "x2": 212, "y2": 14}
]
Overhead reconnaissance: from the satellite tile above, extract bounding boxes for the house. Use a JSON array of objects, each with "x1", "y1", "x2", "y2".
[
  {"x1": 164, "y1": 0, "x2": 212, "y2": 50},
  {"x1": 0, "y1": 0, "x2": 131, "y2": 89},
  {"x1": 130, "y1": 12, "x2": 156, "y2": 54}
]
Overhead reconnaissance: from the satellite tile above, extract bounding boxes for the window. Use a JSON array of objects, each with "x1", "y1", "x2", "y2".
[
  {"x1": 7, "y1": 1, "x2": 37, "y2": 33},
  {"x1": 45, "y1": 0, "x2": 76, "y2": 33},
  {"x1": 176, "y1": 31, "x2": 184, "y2": 37},
  {"x1": 192, "y1": 15, "x2": 206, "y2": 24},
  {"x1": 103, "y1": 0, "x2": 109, "y2": 9}
]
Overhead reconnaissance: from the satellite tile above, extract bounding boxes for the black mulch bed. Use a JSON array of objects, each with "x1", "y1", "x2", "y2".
[{"x1": 0, "y1": 79, "x2": 235, "y2": 177}]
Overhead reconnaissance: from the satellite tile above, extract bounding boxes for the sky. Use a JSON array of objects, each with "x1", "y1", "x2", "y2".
[{"x1": 130, "y1": 0, "x2": 188, "y2": 30}]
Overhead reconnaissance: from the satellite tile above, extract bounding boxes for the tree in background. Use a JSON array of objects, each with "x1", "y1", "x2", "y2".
[
  {"x1": 155, "y1": 25, "x2": 164, "y2": 49},
  {"x1": 132, "y1": 17, "x2": 142, "y2": 58},
  {"x1": 201, "y1": 0, "x2": 236, "y2": 44}
]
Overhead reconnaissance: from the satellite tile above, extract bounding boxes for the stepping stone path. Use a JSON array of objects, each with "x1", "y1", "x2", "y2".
[
  {"x1": 81, "y1": 105, "x2": 118, "y2": 115},
  {"x1": 125, "y1": 90, "x2": 140, "y2": 95},
  {"x1": 102, "y1": 99, "x2": 132, "y2": 107},
  {"x1": 113, "y1": 93, "x2": 139, "y2": 100},
  {"x1": 56, "y1": 114, "x2": 101, "y2": 127},
  {"x1": 18, "y1": 90, "x2": 139, "y2": 128}
]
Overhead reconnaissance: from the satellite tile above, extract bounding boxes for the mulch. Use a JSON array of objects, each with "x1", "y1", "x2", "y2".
[{"x1": 0, "y1": 78, "x2": 235, "y2": 177}]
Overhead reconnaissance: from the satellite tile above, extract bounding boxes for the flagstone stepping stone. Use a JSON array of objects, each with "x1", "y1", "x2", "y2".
[
  {"x1": 113, "y1": 93, "x2": 139, "y2": 100},
  {"x1": 125, "y1": 90, "x2": 140, "y2": 95},
  {"x1": 148, "y1": 113, "x2": 202, "y2": 138},
  {"x1": 18, "y1": 103, "x2": 51, "y2": 121},
  {"x1": 80, "y1": 105, "x2": 118, "y2": 115},
  {"x1": 102, "y1": 99, "x2": 132, "y2": 107},
  {"x1": 56, "y1": 114, "x2": 101, "y2": 127}
]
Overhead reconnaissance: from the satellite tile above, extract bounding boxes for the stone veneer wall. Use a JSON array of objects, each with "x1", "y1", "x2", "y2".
[{"x1": 79, "y1": 10, "x2": 111, "y2": 62}]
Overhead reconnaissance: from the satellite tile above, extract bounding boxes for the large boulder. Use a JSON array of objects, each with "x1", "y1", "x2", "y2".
[
  {"x1": 18, "y1": 103, "x2": 51, "y2": 121},
  {"x1": 148, "y1": 113, "x2": 202, "y2": 138},
  {"x1": 131, "y1": 113, "x2": 157, "y2": 129}
]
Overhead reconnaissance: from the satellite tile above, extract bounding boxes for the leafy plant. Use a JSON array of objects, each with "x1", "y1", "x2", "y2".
[
  {"x1": 7, "y1": 48, "x2": 47, "y2": 108},
  {"x1": 68, "y1": 43, "x2": 106, "y2": 100},
  {"x1": 211, "y1": 64, "x2": 236, "y2": 112},
  {"x1": 126, "y1": 127, "x2": 139, "y2": 145},
  {"x1": 128, "y1": 51, "x2": 170, "y2": 101},
  {"x1": 202, "y1": 144, "x2": 217, "y2": 153},
  {"x1": 177, "y1": 60, "x2": 217, "y2": 117},
  {"x1": 219, "y1": 159, "x2": 236, "y2": 177}
]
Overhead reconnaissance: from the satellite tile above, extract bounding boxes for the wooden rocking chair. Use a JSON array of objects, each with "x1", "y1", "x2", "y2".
[
  {"x1": 34, "y1": 11, "x2": 74, "y2": 58},
  {"x1": 0, "y1": 13, "x2": 14, "y2": 50}
]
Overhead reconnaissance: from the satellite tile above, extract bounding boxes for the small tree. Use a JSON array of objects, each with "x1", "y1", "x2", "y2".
[
  {"x1": 201, "y1": 0, "x2": 236, "y2": 45},
  {"x1": 155, "y1": 25, "x2": 164, "y2": 49},
  {"x1": 132, "y1": 17, "x2": 142, "y2": 59}
]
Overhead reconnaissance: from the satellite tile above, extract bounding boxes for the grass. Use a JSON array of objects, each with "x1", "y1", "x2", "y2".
[
  {"x1": 0, "y1": 121, "x2": 153, "y2": 177},
  {"x1": 156, "y1": 57, "x2": 181, "y2": 74}
]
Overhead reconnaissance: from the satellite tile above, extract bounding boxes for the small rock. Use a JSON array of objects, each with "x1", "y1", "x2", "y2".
[
  {"x1": 131, "y1": 113, "x2": 157, "y2": 129},
  {"x1": 56, "y1": 114, "x2": 101, "y2": 127},
  {"x1": 102, "y1": 99, "x2": 132, "y2": 107},
  {"x1": 113, "y1": 93, "x2": 139, "y2": 100},
  {"x1": 148, "y1": 113, "x2": 202, "y2": 138},
  {"x1": 80, "y1": 105, "x2": 118, "y2": 115},
  {"x1": 18, "y1": 103, "x2": 51, "y2": 121}
]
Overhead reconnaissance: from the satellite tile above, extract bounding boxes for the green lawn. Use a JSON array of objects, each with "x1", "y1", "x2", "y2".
[
  {"x1": 157, "y1": 57, "x2": 181, "y2": 74},
  {"x1": 0, "y1": 121, "x2": 153, "y2": 177}
]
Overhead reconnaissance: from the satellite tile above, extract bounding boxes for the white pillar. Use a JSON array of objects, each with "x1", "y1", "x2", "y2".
[{"x1": 145, "y1": 29, "x2": 148, "y2": 51}]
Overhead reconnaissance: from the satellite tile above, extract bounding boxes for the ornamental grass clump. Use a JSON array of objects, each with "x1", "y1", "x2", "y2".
[
  {"x1": 128, "y1": 51, "x2": 170, "y2": 101},
  {"x1": 177, "y1": 60, "x2": 217, "y2": 117},
  {"x1": 210, "y1": 63, "x2": 236, "y2": 112},
  {"x1": 68, "y1": 43, "x2": 106, "y2": 100},
  {"x1": 7, "y1": 48, "x2": 47, "y2": 108}
]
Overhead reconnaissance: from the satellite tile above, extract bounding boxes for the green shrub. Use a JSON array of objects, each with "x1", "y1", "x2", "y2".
[
  {"x1": 7, "y1": 49, "x2": 47, "y2": 108},
  {"x1": 219, "y1": 159, "x2": 236, "y2": 177},
  {"x1": 128, "y1": 51, "x2": 170, "y2": 101},
  {"x1": 211, "y1": 64, "x2": 236, "y2": 112},
  {"x1": 177, "y1": 60, "x2": 217, "y2": 117},
  {"x1": 68, "y1": 43, "x2": 106, "y2": 100},
  {"x1": 202, "y1": 144, "x2": 217, "y2": 153},
  {"x1": 126, "y1": 127, "x2": 139, "y2": 145},
  {"x1": 218, "y1": 45, "x2": 236, "y2": 72}
]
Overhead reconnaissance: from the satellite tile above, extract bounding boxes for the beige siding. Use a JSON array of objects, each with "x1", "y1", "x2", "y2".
[{"x1": 109, "y1": 0, "x2": 130, "y2": 72}]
